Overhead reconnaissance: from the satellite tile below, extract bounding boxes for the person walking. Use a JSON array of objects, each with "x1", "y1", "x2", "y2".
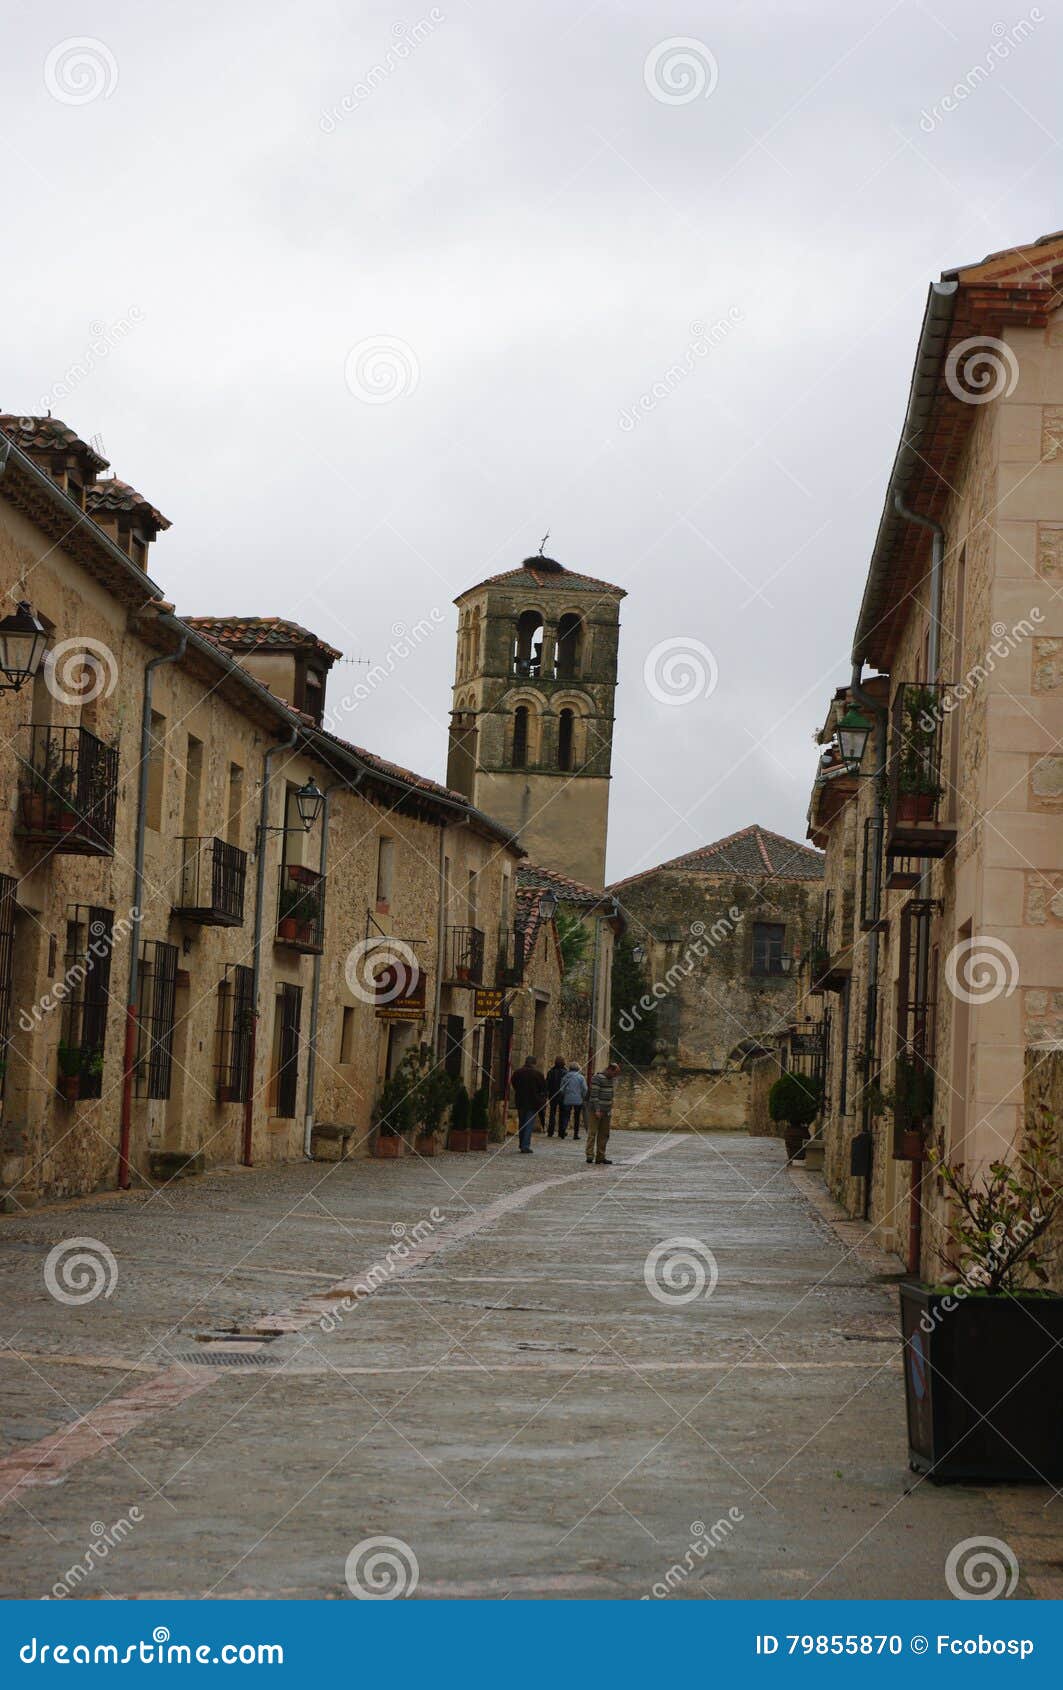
[
  {"x1": 510, "y1": 1054, "x2": 547, "y2": 1154},
  {"x1": 558, "y1": 1061, "x2": 588, "y2": 1140},
  {"x1": 586, "y1": 1062, "x2": 620, "y2": 1165},
  {"x1": 545, "y1": 1054, "x2": 567, "y2": 1136}
]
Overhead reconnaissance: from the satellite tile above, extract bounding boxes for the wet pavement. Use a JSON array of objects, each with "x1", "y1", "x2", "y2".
[{"x1": 0, "y1": 1131, "x2": 1053, "y2": 1600}]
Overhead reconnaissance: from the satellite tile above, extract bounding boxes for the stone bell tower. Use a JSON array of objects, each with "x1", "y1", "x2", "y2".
[{"x1": 447, "y1": 554, "x2": 625, "y2": 887}]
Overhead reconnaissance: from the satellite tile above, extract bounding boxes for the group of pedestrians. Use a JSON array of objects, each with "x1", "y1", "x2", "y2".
[{"x1": 509, "y1": 1054, "x2": 622, "y2": 1165}]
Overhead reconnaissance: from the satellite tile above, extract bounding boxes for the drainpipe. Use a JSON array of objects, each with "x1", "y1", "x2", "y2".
[
  {"x1": 119, "y1": 630, "x2": 188, "y2": 1189},
  {"x1": 587, "y1": 896, "x2": 619, "y2": 1075},
  {"x1": 433, "y1": 822, "x2": 447, "y2": 1040},
  {"x1": 851, "y1": 662, "x2": 887, "y2": 1222},
  {"x1": 244, "y1": 726, "x2": 298, "y2": 1166},
  {"x1": 303, "y1": 777, "x2": 356, "y2": 1158},
  {"x1": 888, "y1": 495, "x2": 945, "y2": 1274}
]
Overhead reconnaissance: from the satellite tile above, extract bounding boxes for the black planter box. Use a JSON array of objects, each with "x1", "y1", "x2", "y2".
[{"x1": 899, "y1": 1281, "x2": 1063, "y2": 1483}]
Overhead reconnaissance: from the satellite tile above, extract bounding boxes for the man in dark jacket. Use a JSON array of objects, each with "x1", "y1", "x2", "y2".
[
  {"x1": 586, "y1": 1062, "x2": 620, "y2": 1165},
  {"x1": 511, "y1": 1055, "x2": 547, "y2": 1154},
  {"x1": 545, "y1": 1055, "x2": 567, "y2": 1136}
]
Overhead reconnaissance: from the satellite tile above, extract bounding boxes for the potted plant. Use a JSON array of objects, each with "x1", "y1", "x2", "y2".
[
  {"x1": 20, "y1": 736, "x2": 61, "y2": 832},
  {"x1": 895, "y1": 686, "x2": 942, "y2": 822},
  {"x1": 768, "y1": 1070, "x2": 822, "y2": 1162},
  {"x1": 469, "y1": 1085, "x2": 489, "y2": 1151},
  {"x1": 886, "y1": 1057, "x2": 934, "y2": 1160},
  {"x1": 371, "y1": 1052, "x2": 417, "y2": 1156},
  {"x1": 278, "y1": 883, "x2": 314, "y2": 943},
  {"x1": 448, "y1": 1084, "x2": 471, "y2": 1152},
  {"x1": 900, "y1": 1106, "x2": 1063, "y2": 1482},
  {"x1": 57, "y1": 1042, "x2": 81, "y2": 1103},
  {"x1": 411, "y1": 1050, "x2": 456, "y2": 1156}
]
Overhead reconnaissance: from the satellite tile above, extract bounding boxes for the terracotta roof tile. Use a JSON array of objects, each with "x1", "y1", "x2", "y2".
[
  {"x1": 185, "y1": 616, "x2": 342, "y2": 663},
  {"x1": 456, "y1": 556, "x2": 625, "y2": 600},
  {"x1": 86, "y1": 476, "x2": 170, "y2": 530},
  {"x1": 610, "y1": 824, "x2": 825, "y2": 891},
  {"x1": 517, "y1": 863, "x2": 608, "y2": 906},
  {"x1": 0, "y1": 413, "x2": 109, "y2": 473}
]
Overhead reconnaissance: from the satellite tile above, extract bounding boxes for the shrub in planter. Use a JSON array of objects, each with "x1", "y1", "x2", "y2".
[
  {"x1": 469, "y1": 1085, "x2": 489, "y2": 1151},
  {"x1": 900, "y1": 1106, "x2": 1063, "y2": 1482},
  {"x1": 448, "y1": 1084, "x2": 471, "y2": 1152},
  {"x1": 768, "y1": 1070, "x2": 822, "y2": 1161},
  {"x1": 57, "y1": 1042, "x2": 81, "y2": 1103}
]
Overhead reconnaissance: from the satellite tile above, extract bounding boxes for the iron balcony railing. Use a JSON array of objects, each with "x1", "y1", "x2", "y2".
[
  {"x1": 276, "y1": 863, "x2": 325, "y2": 953},
  {"x1": 16, "y1": 724, "x2": 118, "y2": 856},
  {"x1": 885, "y1": 681, "x2": 955, "y2": 858},
  {"x1": 173, "y1": 836, "x2": 247, "y2": 926},
  {"x1": 444, "y1": 924, "x2": 485, "y2": 984},
  {"x1": 496, "y1": 925, "x2": 525, "y2": 986}
]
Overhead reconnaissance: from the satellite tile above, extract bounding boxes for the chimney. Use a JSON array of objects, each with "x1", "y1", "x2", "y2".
[
  {"x1": 85, "y1": 477, "x2": 171, "y2": 570},
  {"x1": 0, "y1": 413, "x2": 109, "y2": 508}
]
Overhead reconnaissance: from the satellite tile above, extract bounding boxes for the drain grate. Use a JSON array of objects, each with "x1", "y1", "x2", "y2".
[{"x1": 171, "y1": 1349, "x2": 279, "y2": 1368}]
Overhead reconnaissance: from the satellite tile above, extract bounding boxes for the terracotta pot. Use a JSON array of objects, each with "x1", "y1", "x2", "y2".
[
  {"x1": 374, "y1": 1134, "x2": 405, "y2": 1158},
  {"x1": 19, "y1": 792, "x2": 47, "y2": 831},
  {"x1": 448, "y1": 1129, "x2": 471, "y2": 1152},
  {"x1": 414, "y1": 1132, "x2": 437, "y2": 1157},
  {"x1": 897, "y1": 792, "x2": 936, "y2": 823},
  {"x1": 783, "y1": 1125, "x2": 809, "y2": 1162},
  {"x1": 50, "y1": 807, "x2": 79, "y2": 835},
  {"x1": 278, "y1": 916, "x2": 299, "y2": 942},
  {"x1": 218, "y1": 1085, "x2": 240, "y2": 1104},
  {"x1": 468, "y1": 1130, "x2": 488, "y2": 1152}
]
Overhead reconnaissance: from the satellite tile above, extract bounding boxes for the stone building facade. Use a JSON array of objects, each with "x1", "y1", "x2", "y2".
[
  {"x1": 799, "y1": 232, "x2": 1063, "y2": 1272},
  {"x1": 446, "y1": 554, "x2": 624, "y2": 888},
  {"x1": 0, "y1": 415, "x2": 578, "y2": 1207},
  {"x1": 608, "y1": 826, "x2": 824, "y2": 1130}
]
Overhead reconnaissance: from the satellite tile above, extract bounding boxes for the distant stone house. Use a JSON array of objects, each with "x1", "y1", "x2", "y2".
[{"x1": 608, "y1": 825, "x2": 824, "y2": 1130}]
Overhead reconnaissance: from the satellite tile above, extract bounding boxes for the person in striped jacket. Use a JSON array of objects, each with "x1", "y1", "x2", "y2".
[{"x1": 586, "y1": 1063, "x2": 620, "y2": 1165}]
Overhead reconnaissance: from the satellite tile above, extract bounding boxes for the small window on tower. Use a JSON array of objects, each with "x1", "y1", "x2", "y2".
[
  {"x1": 512, "y1": 705, "x2": 529, "y2": 768},
  {"x1": 557, "y1": 708, "x2": 574, "y2": 771}
]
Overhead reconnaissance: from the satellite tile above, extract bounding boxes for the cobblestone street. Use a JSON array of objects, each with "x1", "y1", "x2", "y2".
[{"x1": 2, "y1": 1132, "x2": 1055, "y2": 1601}]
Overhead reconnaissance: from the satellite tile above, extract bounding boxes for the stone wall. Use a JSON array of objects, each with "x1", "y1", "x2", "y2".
[{"x1": 610, "y1": 1066, "x2": 749, "y2": 1131}]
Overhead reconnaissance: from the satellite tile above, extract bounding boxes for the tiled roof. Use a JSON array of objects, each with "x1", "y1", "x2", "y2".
[
  {"x1": 0, "y1": 413, "x2": 109, "y2": 473},
  {"x1": 86, "y1": 476, "x2": 171, "y2": 530},
  {"x1": 610, "y1": 825, "x2": 825, "y2": 891},
  {"x1": 185, "y1": 616, "x2": 342, "y2": 663},
  {"x1": 456, "y1": 556, "x2": 625, "y2": 600},
  {"x1": 518, "y1": 862, "x2": 608, "y2": 907}
]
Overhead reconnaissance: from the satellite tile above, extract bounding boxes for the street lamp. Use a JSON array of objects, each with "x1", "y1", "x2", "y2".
[
  {"x1": 538, "y1": 887, "x2": 559, "y2": 923},
  {"x1": 835, "y1": 704, "x2": 874, "y2": 776},
  {"x1": 0, "y1": 601, "x2": 47, "y2": 693},
  {"x1": 631, "y1": 943, "x2": 646, "y2": 964},
  {"x1": 294, "y1": 778, "x2": 325, "y2": 832}
]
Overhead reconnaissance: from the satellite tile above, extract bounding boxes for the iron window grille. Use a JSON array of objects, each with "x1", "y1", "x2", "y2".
[
  {"x1": 0, "y1": 874, "x2": 15, "y2": 1092},
  {"x1": 444, "y1": 924, "x2": 485, "y2": 984},
  {"x1": 893, "y1": 898, "x2": 940, "y2": 1157},
  {"x1": 60, "y1": 906, "x2": 114, "y2": 1100},
  {"x1": 136, "y1": 940, "x2": 179, "y2": 1100},
  {"x1": 860, "y1": 816, "x2": 885, "y2": 930},
  {"x1": 174, "y1": 836, "x2": 247, "y2": 925},
  {"x1": 216, "y1": 963, "x2": 254, "y2": 1103},
  {"x1": 497, "y1": 925, "x2": 525, "y2": 986},
  {"x1": 275, "y1": 982, "x2": 302, "y2": 1119}
]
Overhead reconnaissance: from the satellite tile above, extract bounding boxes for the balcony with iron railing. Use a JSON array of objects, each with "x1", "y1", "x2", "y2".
[
  {"x1": 173, "y1": 836, "x2": 247, "y2": 926},
  {"x1": 885, "y1": 681, "x2": 956, "y2": 859},
  {"x1": 496, "y1": 925, "x2": 525, "y2": 987},
  {"x1": 443, "y1": 924, "x2": 485, "y2": 985},
  {"x1": 15, "y1": 724, "x2": 119, "y2": 856},
  {"x1": 275, "y1": 863, "x2": 325, "y2": 954}
]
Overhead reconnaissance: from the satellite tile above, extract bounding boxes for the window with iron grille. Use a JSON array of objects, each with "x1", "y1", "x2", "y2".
[
  {"x1": 860, "y1": 816, "x2": 884, "y2": 930},
  {"x1": 0, "y1": 874, "x2": 15, "y2": 1085},
  {"x1": 751, "y1": 922, "x2": 785, "y2": 975},
  {"x1": 274, "y1": 982, "x2": 302, "y2": 1119},
  {"x1": 136, "y1": 940, "x2": 179, "y2": 1099},
  {"x1": 215, "y1": 963, "x2": 254, "y2": 1103},
  {"x1": 60, "y1": 906, "x2": 114, "y2": 1100},
  {"x1": 893, "y1": 898, "x2": 939, "y2": 1154}
]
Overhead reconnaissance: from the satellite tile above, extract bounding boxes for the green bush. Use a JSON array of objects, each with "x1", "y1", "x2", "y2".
[
  {"x1": 768, "y1": 1070, "x2": 822, "y2": 1128},
  {"x1": 470, "y1": 1086, "x2": 489, "y2": 1134},
  {"x1": 450, "y1": 1084, "x2": 470, "y2": 1136}
]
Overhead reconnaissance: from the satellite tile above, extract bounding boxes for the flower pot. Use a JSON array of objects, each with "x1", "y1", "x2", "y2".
[
  {"x1": 783, "y1": 1125, "x2": 809, "y2": 1163},
  {"x1": 50, "y1": 806, "x2": 79, "y2": 835},
  {"x1": 374, "y1": 1134, "x2": 405, "y2": 1158},
  {"x1": 896, "y1": 792, "x2": 936, "y2": 823},
  {"x1": 218, "y1": 1085, "x2": 241, "y2": 1104},
  {"x1": 899, "y1": 1282, "x2": 1063, "y2": 1482},
  {"x1": 19, "y1": 792, "x2": 47, "y2": 831},
  {"x1": 414, "y1": 1132, "x2": 437, "y2": 1157},
  {"x1": 59, "y1": 1074, "x2": 80, "y2": 1104},
  {"x1": 468, "y1": 1129, "x2": 488, "y2": 1152},
  {"x1": 278, "y1": 916, "x2": 299, "y2": 942},
  {"x1": 448, "y1": 1128, "x2": 471, "y2": 1152}
]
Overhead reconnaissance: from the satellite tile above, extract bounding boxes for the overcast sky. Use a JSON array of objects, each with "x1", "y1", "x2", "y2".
[{"x1": 4, "y1": 0, "x2": 1060, "y2": 882}]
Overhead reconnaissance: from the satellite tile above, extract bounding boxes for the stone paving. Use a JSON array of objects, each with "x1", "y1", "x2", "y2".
[{"x1": 0, "y1": 1131, "x2": 1055, "y2": 1600}]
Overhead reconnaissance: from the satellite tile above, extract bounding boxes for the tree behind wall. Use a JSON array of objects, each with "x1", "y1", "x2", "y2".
[{"x1": 610, "y1": 935, "x2": 657, "y2": 1067}]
